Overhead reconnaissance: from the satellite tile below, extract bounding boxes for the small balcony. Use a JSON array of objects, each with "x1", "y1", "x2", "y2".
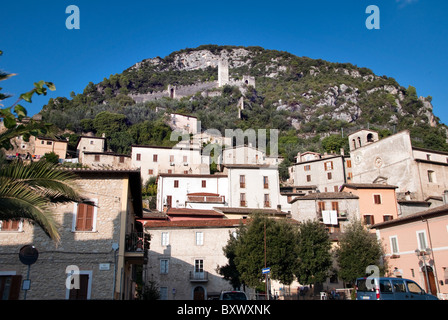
[
  {"x1": 187, "y1": 193, "x2": 225, "y2": 204},
  {"x1": 189, "y1": 271, "x2": 209, "y2": 282},
  {"x1": 125, "y1": 232, "x2": 149, "y2": 264}
]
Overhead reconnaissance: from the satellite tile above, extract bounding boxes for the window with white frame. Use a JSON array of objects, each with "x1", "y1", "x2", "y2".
[
  {"x1": 160, "y1": 259, "x2": 169, "y2": 274},
  {"x1": 195, "y1": 232, "x2": 204, "y2": 246},
  {"x1": 159, "y1": 287, "x2": 168, "y2": 300},
  {"x1": 73, "y1": 200, "x2": 97, "y2": 232},
  {"x1": 161, "y1": 232, "x2": 169, "y2": 246},
  {"x1": 390, "y1": 236, "x2": 399, "y2": 255},
  {"x1": 417, "y1": 230, "x2": 428, "y2": 251}
]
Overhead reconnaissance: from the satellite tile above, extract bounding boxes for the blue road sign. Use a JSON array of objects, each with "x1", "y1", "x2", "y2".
[{"x1": 262, "y1": 267, "x2": 271, "y2": 274}]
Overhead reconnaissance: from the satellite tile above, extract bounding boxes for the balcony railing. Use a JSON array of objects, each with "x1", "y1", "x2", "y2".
[
  {"x1": 125, "y1": 232, "x2": 148, "y2": 253},
  {"x1": 189, "y1": 271, "x2": 209, "y2": 282},
  {"x1": 187, "y1": 195, "x2": 225, "y2": 203}
]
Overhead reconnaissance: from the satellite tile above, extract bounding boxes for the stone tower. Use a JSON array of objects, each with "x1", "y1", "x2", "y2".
[{"x1": 218, "y1": 59, "x2": 229, "y2": 87}]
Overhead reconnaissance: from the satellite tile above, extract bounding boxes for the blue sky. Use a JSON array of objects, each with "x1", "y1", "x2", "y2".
[{"x1": 1, "y1": 0, "x2": 448, "y2": 125}]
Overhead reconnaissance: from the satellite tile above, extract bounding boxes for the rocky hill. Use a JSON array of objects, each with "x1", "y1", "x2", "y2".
[{"x1": 39, "y1": 44, "x2": 448, "y2": 159}]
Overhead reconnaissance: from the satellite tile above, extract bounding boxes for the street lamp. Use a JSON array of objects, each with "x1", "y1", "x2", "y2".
[{"x1": 415, "y1": 248, "x2": 432, "y2": 293}]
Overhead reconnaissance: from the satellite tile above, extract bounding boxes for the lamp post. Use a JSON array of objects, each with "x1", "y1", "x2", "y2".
[{"x1": 415, "y1": 248, "x2": 432, "y2": 294}]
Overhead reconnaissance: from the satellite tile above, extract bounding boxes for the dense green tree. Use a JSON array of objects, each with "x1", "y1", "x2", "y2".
[
  {"x1": 219, "y1": 213, "x2": 298, "y2": 289},
  {"x1": 336, "y1": 219, "x2": 384, "y2": 285},
  {"x1": 93, "y1": 111, "x2": 128, "y2": 137},
  {"x1": 294, "y1": 220, "x2": 332, "y2": 285}
]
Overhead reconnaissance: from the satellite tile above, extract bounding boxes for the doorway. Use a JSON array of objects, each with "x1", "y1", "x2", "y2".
[
  {"x1": 422, "y1": 266, "x2": 437, "y2": 295},
  {"x1": 193, "y1": 286, "x2": 205, "y2": 300}
]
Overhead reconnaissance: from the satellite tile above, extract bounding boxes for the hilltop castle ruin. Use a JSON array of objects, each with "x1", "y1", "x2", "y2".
[{"x1": 130, "y1": 58, "x2": 255, "y2": 103}]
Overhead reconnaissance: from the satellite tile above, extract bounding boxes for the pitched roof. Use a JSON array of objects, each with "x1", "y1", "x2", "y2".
[
  {"x1": 143, "y1": 218, "x2": 247, "y2": 229},
  {"x1": 341, "y1": 183, "x2": 398, "y2": 190},
  {"x1": 290, "y1": 192, "x2": 359, "y2": 203},
  {"x1": 166, "y1": 208, "x2": 224, "y2": 217},
  {"x1": 213, "y1": 207, "x2": 289, "y2": 216},
  {"x1": 372, "y1": 204, "x2": 448, "y2": 229}
]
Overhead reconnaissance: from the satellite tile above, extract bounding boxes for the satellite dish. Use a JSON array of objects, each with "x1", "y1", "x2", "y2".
[{"x1": 19, "y1": 245, "x2": 39, "y2": 266}]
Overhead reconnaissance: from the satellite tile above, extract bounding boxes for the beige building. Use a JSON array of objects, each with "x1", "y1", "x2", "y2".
[
  {"x1": 76, "y1": 135, "x2": 107, "y2": 163},
  {"x1": 34, "y1": 137, "x2": 68, "y2": 160},
  {"x1": 82, "y1": 152, "x2": 131, "y2": 169},
  {"x1": 289, "y1": 152, "x2": 352, "y2": 193},
  {"x1": 0, "y1": 168, "x2": 145, "y2": 300}
]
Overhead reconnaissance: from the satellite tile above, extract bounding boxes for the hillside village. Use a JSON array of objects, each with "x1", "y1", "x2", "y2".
[
  {"x1": 2, "y1": 51, "x2": 448, "y2": 301},
  {"x1": 1, "y1": 120, "x2": 448, "y2": 300}
]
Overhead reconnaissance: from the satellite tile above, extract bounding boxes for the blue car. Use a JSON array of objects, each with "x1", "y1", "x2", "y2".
[{"x1": 355, "y1": 277, "x2": 438, "y2": 300}]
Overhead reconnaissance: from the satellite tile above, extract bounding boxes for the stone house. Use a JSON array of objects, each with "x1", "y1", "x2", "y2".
[
  {"x1": 290, "y1": 192, "x2": 359, "y2": 240},
  {"x1": 82, "y1": 151, "x2": 131, "y2": 169},
  {"x1": 76, "y1": 135, "x2": 107, "y2": 163},
  {"x1": 0, "y1": 168, "x2": 145, "y2": 300},
  {"x1": 289, "y1": 152, "x2": 352, "y2": 193},
  {"x1": 142, "y1": 218, "x2": 247, "y2": 300}
]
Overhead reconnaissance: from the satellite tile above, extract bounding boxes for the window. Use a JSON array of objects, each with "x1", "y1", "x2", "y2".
[
  {"x1": 347, "y1": 172, "x2": 353, "y2": 180},
  {"x1": 194, "y1": 259, "x2": 204, "y2": 274},
  {"x1": 169, "y1": 155, "x2": 174, "y2": 162},
  {"x1": 380, "y1": 280, "x2": 393, "y2": 293},
  {"x1": 153, "y1": 154, "x2": 158, "y2": 162},
  {"x1": 304, "y1": 165, "x2": 311, "y2": 171},
  {"x1": 184, "y1": 170, "x2": 188, "y2": 174},
  {"x1": 392, "y1": 279, "x2": 406, "y2": 293},
  {"x1": 174, "y1": 180, "x2": 179, "y2": 188},
  {"x1": 240, "y1": 175, "x2": 245, "y2": 188},
  {"x1": 373, "y1": 194, "x2": 382, "y2": 204},
  {"x1": 94, "y1": 155, "x2": 100, "y2": 162},
  {"x1": 263, "y1": 176, "x2": 269, "y2": 189},
  {"x1": 264, "y1": 194, "x2": 270, "y2": 207},
  {"x1": 148, "y1": 169, "x2": 153, "y2": 175},
  {"x1": 364, "y1": 215, "x2": 375, "y2": 225},
  {"x1": 46, "y1": 141, "x2": 52, "y2": 145},
  {"x1": 306, "y1": 175, "x2": 311, "y2": 182},
  {"x1": 183, "y1": 156, "x2": 188, "y2": 163},
  {"x1": 324, "y1": 161, "x2": 333, "y2": 171},
  {"x1": 161, "y1": 232, "x2": 169, "y2": 246},
  {"x1": 417, "y1": 231, "x2": 427, "y2": 251},
  {"x1": 327, "y1": 172, "x2": 332, "y2": 180},
  {"x1": 196, "y1": 232, "x2": 204, "y2": 246},
  {"x1": 119, "y1": 156, "x2": 125, "y2": 163},
  {"x1": 383, "y1": 215, "x2": 393, "y2": 222},
  {"x1": 346, "y1": 160, "x2": 352, "y2": 168},
  {"x1": 331, "y1": 202, "x2": 339, "y2": 212},
  {"x1": 318, "y1": 201, "x2": 325, "y2": 212},
  {"x1": 390, "y1": 236, "x2": 399, "y2": 254},
  {"x1": 136, "y1": 153, "x2": 141, "y2": 161},
  {"x1": 428, "y1": 170, "x2": 435, "y2": 183},
  {"x1": 201, "y1": 180, "x2": 206, "y2": 188},
  {"x1": 0, "y1": 220, "x2": 21, "y2": 231},
  {"x1": 159, "y1": 287, "x2": 168, "y2": 300},
  {"x1": 75, "y1": 202, "x2": 95, "y2": 231},
  {"x1": 407, "y1": 281, "x2": 424, "y2": 294},
  {"x1": 333, "y1": 186, "x2": 339, "y2": 192},
  {"x1": 240, "y1": 193, "x2": 246, "y2": 207},
  {"x1": 160, "y1": 259, "x2": 169, "y2": 274}
]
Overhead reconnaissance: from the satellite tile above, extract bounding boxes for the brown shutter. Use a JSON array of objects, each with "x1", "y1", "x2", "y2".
[
  {"x1": 76, "y1": 203, "x2": 86, "y2": 231},
  {"x1": 85, "y1": 204, "x2": 94, "y2": 231}
]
